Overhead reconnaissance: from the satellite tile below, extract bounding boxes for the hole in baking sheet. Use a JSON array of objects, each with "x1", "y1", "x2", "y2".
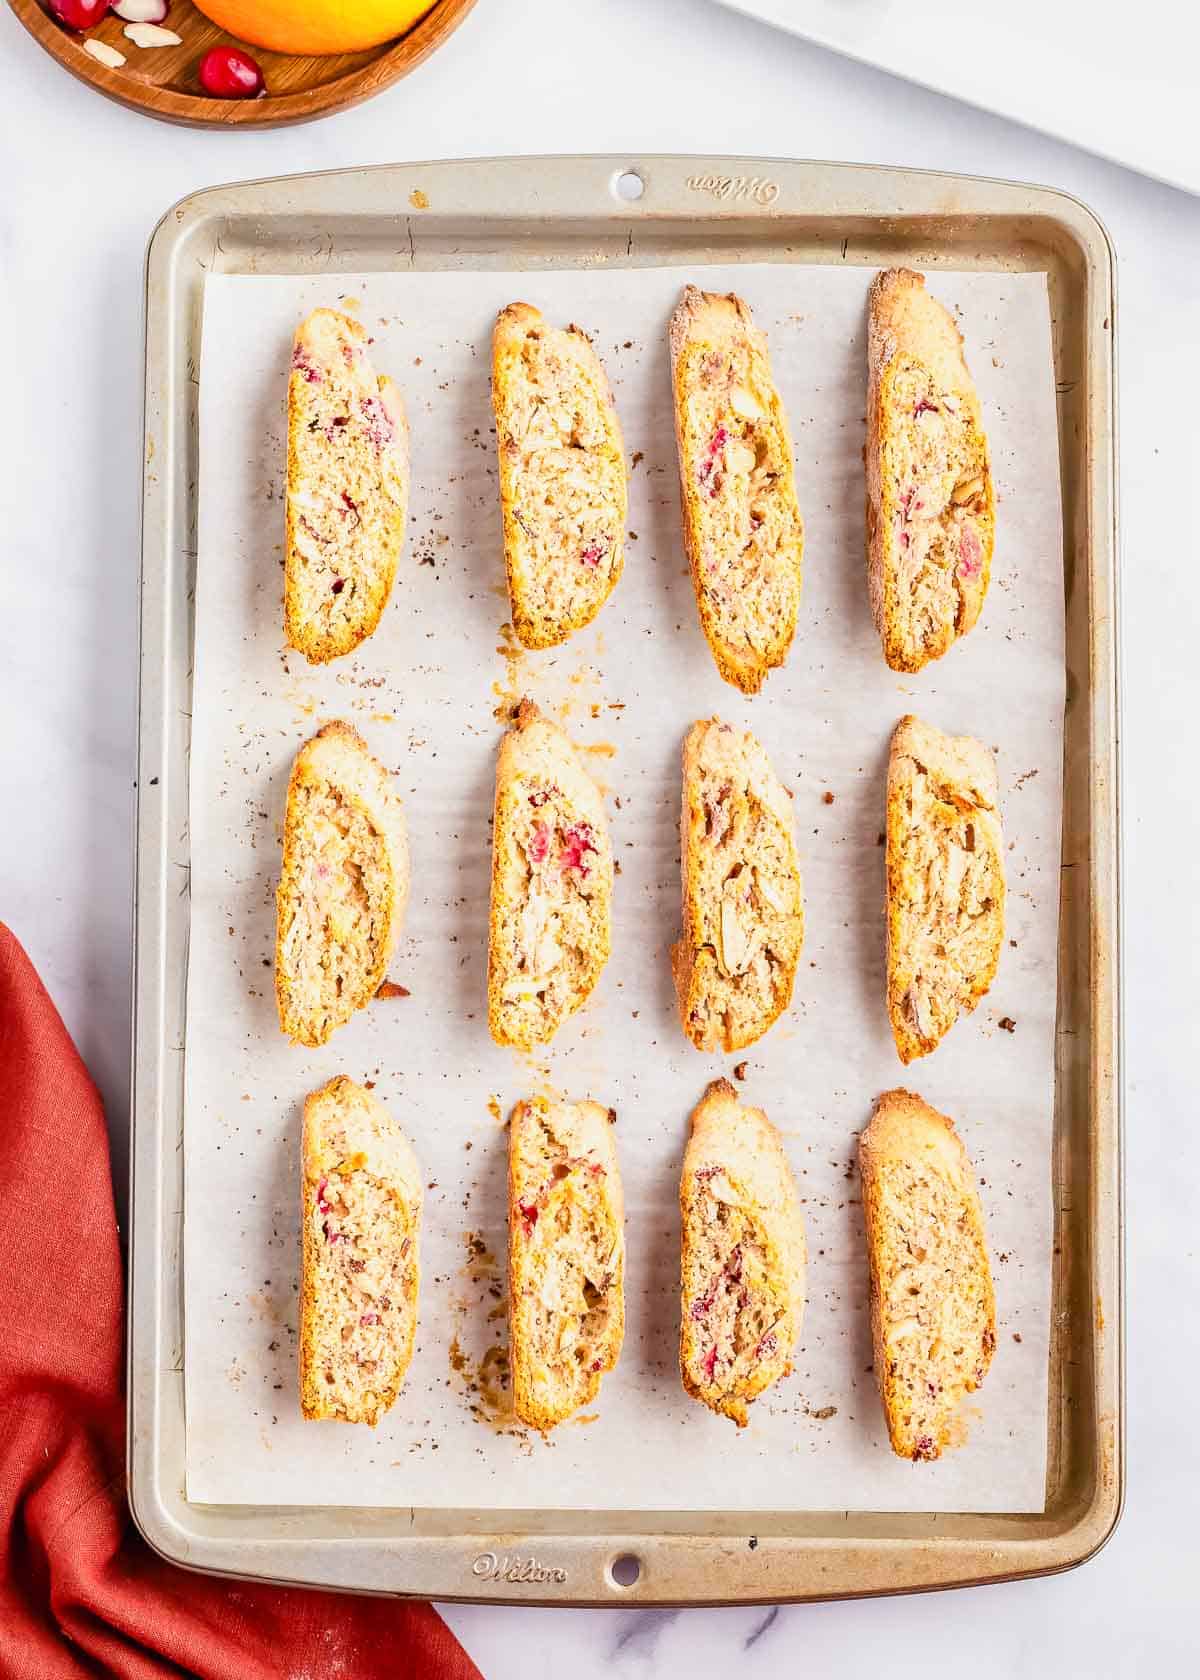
[
  {"x1": 609, "y1": 1552, "x2": 641, "y2": 1588},
  {"x1": 613, "y1": 170, "x2": 645, "y2": 202}
]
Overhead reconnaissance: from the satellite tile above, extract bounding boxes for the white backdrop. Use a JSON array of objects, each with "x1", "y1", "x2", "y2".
[{"x1": 2, "y1": 1, "x2": 1195, "y2": 1674}]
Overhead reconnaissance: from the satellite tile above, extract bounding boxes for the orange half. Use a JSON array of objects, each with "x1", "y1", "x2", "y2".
[{"x1": 192, "y1": 0, "x2": 440, "y2": 56}]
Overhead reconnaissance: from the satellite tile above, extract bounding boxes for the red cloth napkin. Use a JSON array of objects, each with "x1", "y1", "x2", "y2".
[{"x1": 0, "y1": 923, "x2": 482, "y2": 1680}]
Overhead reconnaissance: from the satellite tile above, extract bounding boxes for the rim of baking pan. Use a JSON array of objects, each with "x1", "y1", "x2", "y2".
[{"x1": 126, "y1": 155, "x2": 1122, "y2": 1606}]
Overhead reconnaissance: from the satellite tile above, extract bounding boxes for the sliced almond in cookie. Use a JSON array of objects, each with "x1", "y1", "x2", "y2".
[
  {"x1": 725, "y1": 440, "x2": 757, "y2": 474},
  {"x1": 718, "y1": 896, "x2": 754, "y2": 976},
  {"x1": 729, "y1": 384, "x2": 765, "y2": 420},
  {"x1": 752, "y1": 867, "x2": 789, "y2": 913},
  {"x1": 951, "y1": 474, "x2": 985, "y2": 505}
]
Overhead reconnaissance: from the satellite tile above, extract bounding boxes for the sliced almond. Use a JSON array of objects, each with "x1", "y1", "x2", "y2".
[
  {"x1": 123, "y1": 22, "x2": 182, "y2": 45},
  {"x1": 84, "y1": 39, "x2": 127, "y2": 68},
  {"x1": 704, "y1": 1171, "x2": 737, "y2": 1205},
  {"x1": 718, "y1": 897, "x2": 753, "y2": 976},
  {"x1": 534, "y1": 934, "x2": 564, "y2": 973},
  {"x1": 903, "y1": 980, "x2": 934, "y2": 1036},
  {"x1": 729, "y1": 384, "x2": 764, "y2": 420},
  {"x1": 951, "y1": 474, "x2": 985, "y2": 505},
  {"x1": 885, "y1": 1316, "x2": 922, "y2": 1347},
  {"x1": 502, "y1": 974, "x2": 548, "y2": 1001},
  {"x1": 725, "y1": 440, "x2": 756, "y2": 474},
  {"x1": 753, "y1": 867, "x2": 789, "y2": 913},
  {"x1": 909, "y1": 1227, "x2": 935, "y2": 1262}
]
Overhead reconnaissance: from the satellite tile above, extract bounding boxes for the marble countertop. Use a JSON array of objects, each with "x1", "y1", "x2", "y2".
[{"x1": 3, "y1": 0, "x2": 1195, "y2": 1672}]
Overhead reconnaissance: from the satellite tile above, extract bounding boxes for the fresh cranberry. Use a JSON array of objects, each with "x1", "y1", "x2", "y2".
[
  {"x1": 198, "y1": 45, "x2": 265, "y2": 99},
  {"x1": 560, "y1": 821, "x2": 597, "y2": 875},
  {"x1": 697, "y1": 424, "x2": 728, "y2": 488},
  {"x1": 359, "y1": 394, "x2": 395, "y2": 448},
  {"x1": 958, "y1": 522, "x2": 982, "y2": 578},
  {"x1": 291, "y1": 347, "x2": 322, "y2": 383},
  {"x1": 702, "y1": 1345, "x2": 719, "y2": 1381},
  {"x1": 528, "y1": 788, "x2": 552, "y2": 807},
  {"x1": 528, "y1": 822, "x2": 549, "y2": 864},
  {"x1": 316, "y1": 1177, "x2": 330, "y2": 1214},
  {"x1": 579, "y1": 540, "x2": 605, "y2": 567},
  {"x1": 330, "y1": 577, "x2": 345, "y2": 594},
  {"x1": 518, "y1": 1199, "x2": 539, "y2": 1236},
  {"x1": 49, "y1": 0, "x2": 111, "y2": 29},
  {"x1": 913, "y1": 397, "x2": 939, "y2": 419},
  {"x1": 359, "y1": 1312, "x2": 379, "y2": 1327},
  {"x1": 913, "y1": 1434, "x2": 936, "y2": 1460}
]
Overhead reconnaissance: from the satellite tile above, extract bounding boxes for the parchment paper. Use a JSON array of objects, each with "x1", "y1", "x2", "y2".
[{"x1": 186, "y1": 262, "x2": 1063, "y2": 1511}]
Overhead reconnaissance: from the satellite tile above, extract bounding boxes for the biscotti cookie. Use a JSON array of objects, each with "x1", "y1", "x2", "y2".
[
  {"x1": 492, "y1": 303, "x2": 627, "y2": 649},
  {"x1": 285, "y1": 308, "x2": 409, "y2": 663},
  {"x1": 275, "y1": 721, "x2": 409, "y2": 1048},
  {"x1": 886, "y1": 714, "x2": 1004, "y2": 1063},
  {"x1": 669, "y1": 285, "x2": 804, "y2": 694},
  {"x1": 859, "y1": 1088, "x2": 996, "y2": 1461},
  {"x1": 508, "y1": 1096, "x2": 625, "y2": 1429},
  {"x1": 866, "y1": 269, "x2": 995, "y2": 673},
  {"x1": 672, "y1": 718, "x2": 804, "y2": 1052},
  {"x1": 487, "y1": 699, "x2": 613, "y2": 1049},
  {"x1": 679, "y1": 1079, "x2": 806, "y2": 1427},
  {"x1": 300, "y1": 1076, "x2": 422, "y2": 1425}
]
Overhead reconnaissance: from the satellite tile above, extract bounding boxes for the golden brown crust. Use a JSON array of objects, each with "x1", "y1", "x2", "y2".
[
  {"x1": 299, "y1": 1076, "x2": 422, "y2": 1425},
  {"x1": 508, "y1": 1096, "x2": 625, "y2": 1430},
  {"x1": 866, "y1": 269, "x2": 995, "y2": 673},
  {"x1": 859, "y1": 1088, "x2": 996, "y2": 1460},
  {"x1": 672, "y1": 718, "x2": 804, "y2": 1052},
  {"x1": 492, "y1": 303, "x2": 626, "y2": 649},
  {"x1": 285, "y1": 308, "x2": 409, "y2": 664},
  {"x1": 486, "y1": 700, "x2": 613, "y2": 1049},
  {"x1": 669, "y1": 286, "x2": 804, "y2": 694},
  {"x1": 885, "y1": 714, "x2": 1004, "y2": 1062},
  {"x1": 679, "y1": 1079, "x2": 806, "y2": 1426},
  {"x1": 275, "y1": 721, "x2": 409, "y2": 1048}
]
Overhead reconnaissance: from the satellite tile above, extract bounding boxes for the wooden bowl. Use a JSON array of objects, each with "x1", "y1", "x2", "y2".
[{"x1": 11, "y1": 0, "x2": 479, "y2": 128}]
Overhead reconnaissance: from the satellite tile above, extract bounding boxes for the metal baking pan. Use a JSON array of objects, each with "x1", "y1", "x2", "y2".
[{"x1": 129, "y1": 154, "x2": 1122, "y2": 1604}]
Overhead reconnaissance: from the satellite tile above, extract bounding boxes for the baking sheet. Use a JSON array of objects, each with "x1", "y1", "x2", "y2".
[{"x1": 185, "y1": 262, "x2": 1063, "y2": 1512}]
